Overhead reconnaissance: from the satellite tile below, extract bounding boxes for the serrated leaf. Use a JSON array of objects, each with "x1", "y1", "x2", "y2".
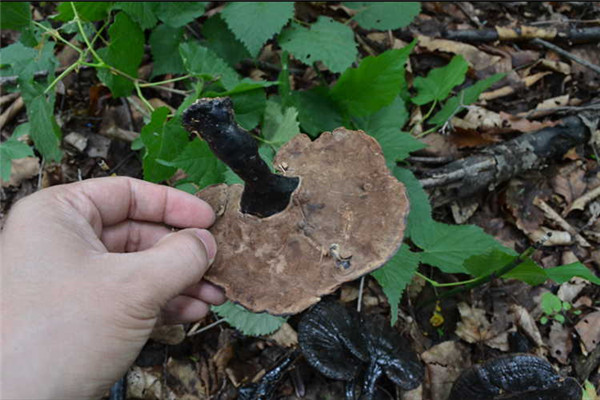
[
  {"x1": 140, "y1": 108, "x2": 189, "y2": 182},
  {"x1": 279, "y1": 17, "x2": 357, "y2": 73},
  {"x1": 112, "y1": 2, "x2": 158, "y2": 30},
  {"x1": 393, "y1": 167, "x2": 432, "y2": 241},
  {"x1": 202, "y1": 15, "x2": 250, "y2": 67},
  {"x1": 179, "y1": 41, "x2": 239, "y2": 90},
  {"x1": 221, "y1": 2, "x2": 295, "y2": 57},
  {"x1": 212, "y1": 301, "x2": 286, "y2": 336},
  {"x1": 96, "y1": 12, "x2": 144, "y2": 97},
  {"x1": 159, "y1": 138, "x2": 225, "y2": 189},
  {"x1": 262, "y1": 100, "x2": 300, "y2": 149},
  {"x1": 503, "y1": 259, "x2": 549, "y2": 286},
  {"x1": 1, "y1": 41, "x2": 56, "y2": 81},
  {"x1": 1, "y1": 2, "x2": 31, "y2": 31},
  {"x1": 149, "y1": 24, "x2": 185, "y2": 77},
  {"x1": 0, "y1": 136, "x2": 35, "y2": 181},
  {"x1": 292, "y1": 86, "x2": 343, "y2": 137},
  {"x1": 412, "y1": 55, "x2": 469, "y2": 105},
  {"x1": 345, "y1": 2, "x2": 420, "y2": 30},
  {"x1": 26, "y1": 93, "x2": 62, "y2": 162},
  {"x1": 371, "y1": 244, "x2": 420, "y2": 326},
  {"x1": 55, "y1": 2, "x2": 113, "y2": 22},
  {"x1": 415, "y1": 221, "x2": 505, "y2": 274},
  {"x1": 154, "y1": 2, "x2": 207, "y2": 28},
  {"x1": 429, "y1": 73, "x2": 505, "y2": 126},
  {"x1": 464, "y1": 248, "x2": 517, "y2": 277},
  {"x1": 353, "y1": 97, "x2": 424, "y2": 167},
  {"x1": 331, "y1": 42, "x2": 416, "y2": 117}
]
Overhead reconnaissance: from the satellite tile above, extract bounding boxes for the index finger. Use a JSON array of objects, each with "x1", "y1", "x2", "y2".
[{"x1": 63, "y1": 176, "x2": 215, "y2": 228}]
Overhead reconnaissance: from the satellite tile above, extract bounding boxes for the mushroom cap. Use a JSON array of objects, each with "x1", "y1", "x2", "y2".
[
  {"x1": 448, "y1": 354, "x2": 582, "y2": 400},
  {"x1": 197, "y1": 128, "x2": 409, "y2": 314}
]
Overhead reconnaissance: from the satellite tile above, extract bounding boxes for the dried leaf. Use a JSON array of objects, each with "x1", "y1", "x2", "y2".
[
  {"x1": 421, "y1": 341, "x2": 471, "y2": 400},
  {"x1": 575, "y1": 311, "x2": 600, "y2": 353}
]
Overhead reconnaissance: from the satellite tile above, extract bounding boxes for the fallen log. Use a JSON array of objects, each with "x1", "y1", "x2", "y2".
[{"x1": 442, "y1": 26, "x2": 600, "y2": 44}]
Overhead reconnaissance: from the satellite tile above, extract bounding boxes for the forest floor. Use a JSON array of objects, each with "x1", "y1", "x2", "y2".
[{"x1": 1, "y1": 2, "x2": 600, "y2": 400}]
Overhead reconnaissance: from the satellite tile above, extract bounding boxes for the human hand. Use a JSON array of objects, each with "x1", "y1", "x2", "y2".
[{"x1": 1, "y1": 177, "x2": 225, "y2": 399}]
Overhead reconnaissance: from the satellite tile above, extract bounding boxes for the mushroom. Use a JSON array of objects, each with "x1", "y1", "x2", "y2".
[
  {"x1": 298, "y1": 300, "x2": 423, "y2": 399},
  {"x1": 183, "y1": 98, "x2": 408, "y2": 315},
  {"x1": 448, "y1": 354, "x2": 582, "y2": 400}
]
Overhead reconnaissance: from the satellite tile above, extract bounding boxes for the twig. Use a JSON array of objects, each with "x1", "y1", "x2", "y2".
[
  {"x1": 531, "y1": 38, "x2": 600, "y2": 75},
  {"x1": 357, "y1": 276, "x2": 365, "y2": 312},
  {"x1": 0, "y1": 92, "x2": 20, "y2": 108},
  {"x1": 187, "y1": 318, "x2": 225, "y2": 337},
  {"x1": 533, "y1": 197, "x2": 591, "y2": 247},
  {"x1": 0, "y1": 96, "x2": 25, "y2": 131},
  {"x1": 565, "y1": 185, "x2": 600, "y2": 215},
  {"x1": 36, "y1": 158, "x2": 45, "y2": 191}
]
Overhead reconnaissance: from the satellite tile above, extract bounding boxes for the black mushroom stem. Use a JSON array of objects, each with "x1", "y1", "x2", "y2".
[{"x1": 182, "y1": 97, "x2": 299, "y2": 218}]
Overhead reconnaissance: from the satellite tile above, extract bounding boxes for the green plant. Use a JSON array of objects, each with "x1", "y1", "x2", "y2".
[
  {"x1": 539, "y1": 292, "x2": 581, "y2": 325},
  {"x1": 1, "y1": 1, "x2": 597, "y2": 333}
]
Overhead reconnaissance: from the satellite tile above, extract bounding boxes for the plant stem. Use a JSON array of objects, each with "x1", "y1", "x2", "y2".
[
  {"x1": 415, "y1": 272, "x2": 479, "y2": 288},
  {"x1": 44, "y1": 61, "x2": 80, "y2": 94},
  {"x1": 32, "y1": 21, "x2": 83, "y2": 54},
  {"x1": 134, "y1": 82, "x2": 155, "y2": 112},
  {"x1": 70, "y1": 2, "x2": 105, "y2": 65},
  {"x1": 139, "y1": 75, "x2": 192, "y2": 87},
  {"x1": 413, "y1": 100, "x2": 438, "y2": 137}
]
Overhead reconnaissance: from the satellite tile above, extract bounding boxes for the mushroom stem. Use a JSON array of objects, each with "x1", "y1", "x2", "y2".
[
  {"x1": 360, "y1": 362, "x2": 384, "y2": 400},
  {"x1": 183, "y1": 97, "x2": 299, "y2": 217}
]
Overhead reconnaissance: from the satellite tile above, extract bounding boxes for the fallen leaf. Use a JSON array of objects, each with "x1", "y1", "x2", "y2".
[
  {"x1": 417, "y1": 35, "x2": 501, "y2": 71},
  {"x1": 1, "y1": 157, "x2": 39, "y2": 188},
  {"x1": 421, "y1": 341, "x2": 471, "y2": 400},
  {"x1": 510, "y1": 304, "x2": 545, "y2": 348},
  {"x1": 150, "y1": 324, "x2": 186, "y2": 345},
  {"x1": 127, "y1": 365, "x2": 164, "y2": 400},
  {"x1": 267, "y1": 322, "x2": 298, "y2": 347},
  {"x1": 575, "y1": 311, "x2": 600, "y2": 353},
  {"x1": 547, "y1": 321, "x2": 572, "y2": 364},
  {"x1": 455, "y1": 302, "x2": 509, "y2": 351},
  {"x1": 552, "y1": 164, "x2": 587, "y2": 207},
  {"x1": 166, "y1": 358, "x2": 207, "y2": 399},
  {"x1": 557, "y1": 277, "x2": 588, "y2": 303}
]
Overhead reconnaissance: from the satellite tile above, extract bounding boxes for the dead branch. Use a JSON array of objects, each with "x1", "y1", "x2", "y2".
[
  {"x1": 442, "y1": 26, "x2": 600, "y2": 43},
  {"x1": 419, "y1": 115, "x2": 594, "y2": 207}
]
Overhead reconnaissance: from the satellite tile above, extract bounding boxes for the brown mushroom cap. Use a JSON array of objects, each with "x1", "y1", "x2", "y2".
[{"x1": 197, "y1": 127, "x2": 409, "y2": 315}]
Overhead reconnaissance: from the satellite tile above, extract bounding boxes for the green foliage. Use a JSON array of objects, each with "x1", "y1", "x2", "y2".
[
  {"x1": 153, "y1": 2, "x2": 207, "y2": 28},
  {"x1": 55, "y1": 2, "x2": 113, "y2": 22},
  {"x1": 261, "y1": 100, "x2": 300, "y2": 149},
  {"x1": 344, "y1": 2, "x2": 421, "y2": 30},
  {"x1": 149, "y1": 25, "x2": 185, "y2": 77},
  {"x1": 112, "y1": 2, "x2": 158, "y2": 30},
  {"x1": 179, "y1": 42, "x2": 239, "y2": 90},
  {"x1": 140, "y1": 108, "x2": 188, "y2": 182},
  {"x1": 96, "y1": 12, "x2": 144, "y2": 97},
  {"x1": 221, "y1": 2, "x2": 295, "y2": 57},
  {"x1": 539, "y1": 292, "x2": 575, "y2": 325},
  {"x1": 0, "y1": 133, "x2": 35, "y2": 182},
  {"x1": 331, "y1": 42, "x2": 416, "y2": 117},
  {"x1": 0, "y1": 2, "x2": 31, "y2": 30},
  {"x1": 202, "y1": 15, "x2": 250, "y2": 67},
  {"x1": 279, "y1": 17, "x2": 357, "y2": 73},
  {"x1": 292, "y1": 87, "x2": 343, "y2": 137},
  {"x1": 212, "y1": 301, "x2": 286, "y2": 336},
  {"x1": 412, "y1": 55, "x2": 469, "y2": 105},
  {"x1": 371, "y1": 245, "x2": 420, "y2": 326}
]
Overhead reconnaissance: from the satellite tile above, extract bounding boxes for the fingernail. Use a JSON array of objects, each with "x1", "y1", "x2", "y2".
[{"x1": 195, "y1": 229, "x2": 217, "y2": 264}]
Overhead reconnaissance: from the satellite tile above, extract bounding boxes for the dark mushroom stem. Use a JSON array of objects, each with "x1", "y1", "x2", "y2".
[
  {"x1": 360, "y1": 362, "x2": 384, "y2": 400},
  {"x1": 182, "y1": 97, "x2": 299, "y2": 218}
]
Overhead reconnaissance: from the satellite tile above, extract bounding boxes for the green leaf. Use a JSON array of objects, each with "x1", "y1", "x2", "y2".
[
  {"x1": 354, "y1": 97, "x2": 424, "y2": 167},
  {"x1": 179, "y1": 41, "x2": 239, "y2": 90},
  {"x1": 292, "y1": 86, "x2": 343, "y2": 137},
  {"x1": 582, "y1": 381, "x2": 597, "y2": 400},
  {"x1": 26, "y1": 92, "x2": 62, "y2": 162},
  {"x1": 0, "y1": 135, "x2": 35, "y2": 181},
  {"x1": 154, "y1": 2, "x2": 207, "y2": 28},
  {"x1": 540, "y1": 316, "x2": 548, "y2": 325},
  {"x1": 415, "y1": 221, "x2": 505, "y2": 274},
  {"x1": 429, "y1": 73, "x2": 505, "y2": 126},
  {"x1": 159, "y1": 138, "x2": 225, "y2": 190},
  {"x1": 545, "y1": 262, "x2": 600, "y2": 285},
  {"x1": 279, "y1": 17, "x2": 357, "y2": 73},
  {"x1": 96, "y1": 12, "x2": 144, "y2": 97},
  {"x1": 331, "y1": 42, "x2": 416, "y2": 117},
  {"x1": 149, "y1": 24, "x2": 185, "y2": 77},
  {"x1": 112, "y1": 2, "x2": 158, "y2": 30},
  {"x1": 345, "y1": 2, "x2": 420, "y2": 30},
  {"x1": 1, "y1": 2, "x2": 31, "y2": 31},
  {"x1": 140, "y1": 108, "x2": 189, "y2": 182},
  {"x1": 221, "y1": 2, "x2": 295, "y2": 57},
  {"x1": 1, "y1": 41, "x2": 56, "y2": 81},
  {"x1": 503, "y1": 259, "x2": 548, "y2": 286},
  {"x1": 554, "y1": 314, "x2": 565, "y2": 324},
  {"x1": 212, "y1": 301, "x2": 286, "y2": 336},
  {"x1": 262, "y1": 100, "x2": 300, "y2": 149},
  {"x1": 392, "y1": 167, "x2": 432, "y2": 241},
  {"x1": 202, "y1": 15, "x2": 250, "y2": 67},
  {"x1": 230, "y1": 89, "x2": 266, "y2": 130},
  {"x1": 464, "y1": 249, "x2": 516, "y2": 278},
  {"x1": 55, "y1": 2, "x2": 113, "y2": 22},
  {"x1": 412, "y1": 55, "x2": 469, "y2": 105},
  {"x1": 371, "y1": 244, "x2": 420, "y2": 326}
]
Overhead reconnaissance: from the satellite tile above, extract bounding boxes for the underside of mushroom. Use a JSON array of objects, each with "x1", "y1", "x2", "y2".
[{"x1": 184, "y1": 97, "x2": 409, "y2": 315}]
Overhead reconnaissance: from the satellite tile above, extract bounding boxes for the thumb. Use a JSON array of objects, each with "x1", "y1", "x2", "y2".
[{"x1": 121, "y1": 228, "x2": 217, "y2": 305}]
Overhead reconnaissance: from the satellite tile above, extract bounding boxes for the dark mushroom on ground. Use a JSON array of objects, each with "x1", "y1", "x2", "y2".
[
  {"x1": 183, "y1": 98, "x2": 409, "y2": 315},
  {"x1": 298, "y1": 300, "x2": 424, "y2": 399},
  {"x1": 448, "y1": 353, "x2": 582, "y2": 400},
  {"x1": 237, "y1": 350, "x2": 301, "y2": 400}
]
